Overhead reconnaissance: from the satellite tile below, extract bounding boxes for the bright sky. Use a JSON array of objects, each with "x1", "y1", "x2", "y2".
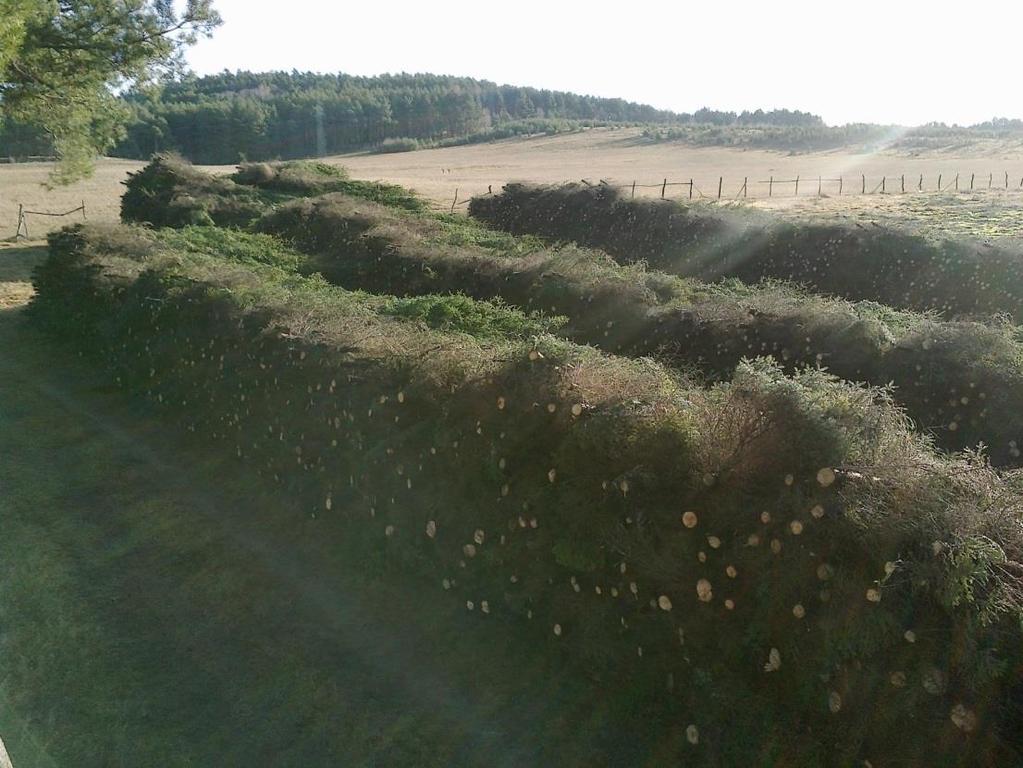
[{"x1": 184, "y1": 0, "x2": 1022, "y2": 127}]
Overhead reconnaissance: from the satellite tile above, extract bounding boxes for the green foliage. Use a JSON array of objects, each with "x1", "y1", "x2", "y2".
[
  {"x1": 943, "y1": 536, "x2": 1018, "y2": 626},
  {"x1": 322, "y1": 178, "x2": 426, "y2": 213},
  {"x1": 117, "y1": 158, "x2": 1023, "y2": 466},
  {"x1": 28, "y1": 221, "x2": 1023, "y2": 764},
  {"x1": 429, "y1": 213, "x2": 547, "y2": 255},
  {"x1": 233, "y1": 160, "x2": 349, "y2": 193},
  {"x1": 0, "y1": 0, "x2": 34, "y2": 78},
  {"x1": 639, "y1": 118, "x2": 1023, "y2": 154},
  {"x1": 471, "y1": 182, "x2": 1023, "y2": 322},
  {"x1": 374, "y1": 137, "x2": 421, "y2": 154},
  {"x1": 232, "y1": 160, "x2": 426, "y2": 213},
  {"x1": 121, "y1": 153, "x2": 265, "y2": 228},
  {"x1": 257, "y1": 179, "x2": 1023, "y2": 466},
  {"x1": 381, "y1": 294, "x2": 564, "y2": 340},
  {"x1": 0, "y1": 0, "x2": 220, "y2": 183},
  {"x1": 151, "y1": 226, "x2": 306, "y2": 273},
  {"x1": 641, "y1": 122, "x2": 895, "y2": 153},
  {"x1": 372, "y1": 119, "x2": 597, "y2": 155}
]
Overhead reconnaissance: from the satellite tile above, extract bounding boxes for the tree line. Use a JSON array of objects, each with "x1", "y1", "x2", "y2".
[
  {"x1": 111, "y1": 72, "x2": 687, "y2": 163},
  {"x1": 0, "y1": 70, "x2": 841, "y2": 165}
]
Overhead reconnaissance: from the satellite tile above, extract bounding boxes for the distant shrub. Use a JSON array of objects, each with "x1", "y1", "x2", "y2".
[
  {"x1": 374, "y1": 137, "x2": 421, "y2": 154},
  {"x1": 232, "y1": 161, "x2": 276, "y2": 186},
  {"x1": 640, "y1": 122, "x2": 894, "y2": 152}
]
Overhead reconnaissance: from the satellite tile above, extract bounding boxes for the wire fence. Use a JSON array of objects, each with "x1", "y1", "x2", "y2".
[
  {"x1": 14, "y1": 202, "x2": 87, "y2": 239},
  {"x1": 448, "y1": 171, "x2": 1023, "y2": 208}
]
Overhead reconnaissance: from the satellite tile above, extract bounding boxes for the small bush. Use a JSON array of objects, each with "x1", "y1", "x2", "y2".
[
  {"x1": 232, "y1": 161, "x2": 276, "y2": 186},
  {"x1": 121, "y1": 153, "x2": 265, "y2": 228},
  {"x1": 374, "y1": 137, "x2": 421, "y2": 154}
]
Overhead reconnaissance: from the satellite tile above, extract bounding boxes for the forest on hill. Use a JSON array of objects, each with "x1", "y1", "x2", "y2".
[
  {"x1": 5, "y1": 70, "x2": 1022, "y2": 163},
  {"x1": 0, "y1": 71, "x2": 825, "y2": 164}
]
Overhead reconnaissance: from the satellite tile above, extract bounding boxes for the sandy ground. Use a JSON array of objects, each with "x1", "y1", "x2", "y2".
[
  {"x1": 0, "y1": 243, "x2": 44, "y2": 308},
  {"x1": 3, "y1": 128, "x2": 1023, "y2": 240}
]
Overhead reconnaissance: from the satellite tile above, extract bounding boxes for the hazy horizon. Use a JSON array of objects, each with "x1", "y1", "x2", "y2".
[{"x1": 182, "y1": 0, "x2": 1023, "y2": 127}]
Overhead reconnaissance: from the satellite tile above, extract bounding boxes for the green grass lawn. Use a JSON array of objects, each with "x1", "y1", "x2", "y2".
[{"x1": 0, "y1": 279, "x2": 658, "y2": 767}]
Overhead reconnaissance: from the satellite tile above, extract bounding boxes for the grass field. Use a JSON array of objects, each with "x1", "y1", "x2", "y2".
[{"x1": 3, "y1": 130, "x2": 1023, "y2": 241}]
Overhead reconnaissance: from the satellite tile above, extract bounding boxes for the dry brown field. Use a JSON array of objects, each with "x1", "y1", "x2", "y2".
[
  {"x1": 333, "y1": 128, "x2": 1023, "y2": 205},
  {"x1": 3, "y1": 127, "x2": 1023, "y2": 241}
]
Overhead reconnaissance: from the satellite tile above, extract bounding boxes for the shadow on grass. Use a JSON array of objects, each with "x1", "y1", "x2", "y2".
[
  {"x1": 0, "y1": 308, "x2": 662, "y2": 767},
  {"x1": 0, "y1": 243, "x2": 46, "y2": 282}
]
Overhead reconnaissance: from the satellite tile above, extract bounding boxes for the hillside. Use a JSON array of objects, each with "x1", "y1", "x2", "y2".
[{"x1": 0, "y1": 71, "x2": 850, "y2": 164}]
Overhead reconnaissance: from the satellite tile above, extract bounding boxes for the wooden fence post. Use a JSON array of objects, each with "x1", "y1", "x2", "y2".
[
  {"x1": 794, "y1": 175, "x2": 800, "y2": 196},
  {"x1": 743, "y1": 176, "x2": 748, "y2": 198},
  {"x1": 817, "y1": 175, "x2": 822, "y2": 196},
  {"x1": 451, "y1": 188, "x2": 459, "y2": 213},
  {"x1": 631, "y1": 181, "x2": 636, "y2": 199},
  {"x1": 918, "y1": 174, "x2": 923, "y2": 191},
  {"x1": 16, "y1": 204, "x2": 26, "y2": 239},
  {"x1": 862, "y1": 174, "x2": 866, "y2": 194},
  {"x1": 661, "y1": 178, "x2": 667, "y2": 199},
  {"x1": 839, "y1": 176, "x2": 843, "y2": 195},
  {"x1": 955, "y1": 173, "x2": 959, "y2": 191},
  {"x1": 689, "y1": 179, "x2": 694, "y2": 200},
  {"x1": 901, "y1": 174, "x2": 905, "y2": 193},
  {"x1": 1006, "y1": 172, "x2": 1010, "y2": 189},
  {"x1": 81, "y1": 200, "x2": 87, "y2": 220},
  {"x1": 881, "y1": 176, "x2": 886, "y2": 193},
  {"x1": 989, "y1": 172, "x2": 993, "y2": 189},
  {"x1": 717, "y1": 176, "x2": 723, "y2": 199},
  {"x1": 938, "y1": 173, "x2": 942, "y2": 191},
  {"x1": 970, "y1": 173, "x2": 974, "y2": 190},
  {"x1": 769, "y1": 176, "x2": 773, "y2": 197}
]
